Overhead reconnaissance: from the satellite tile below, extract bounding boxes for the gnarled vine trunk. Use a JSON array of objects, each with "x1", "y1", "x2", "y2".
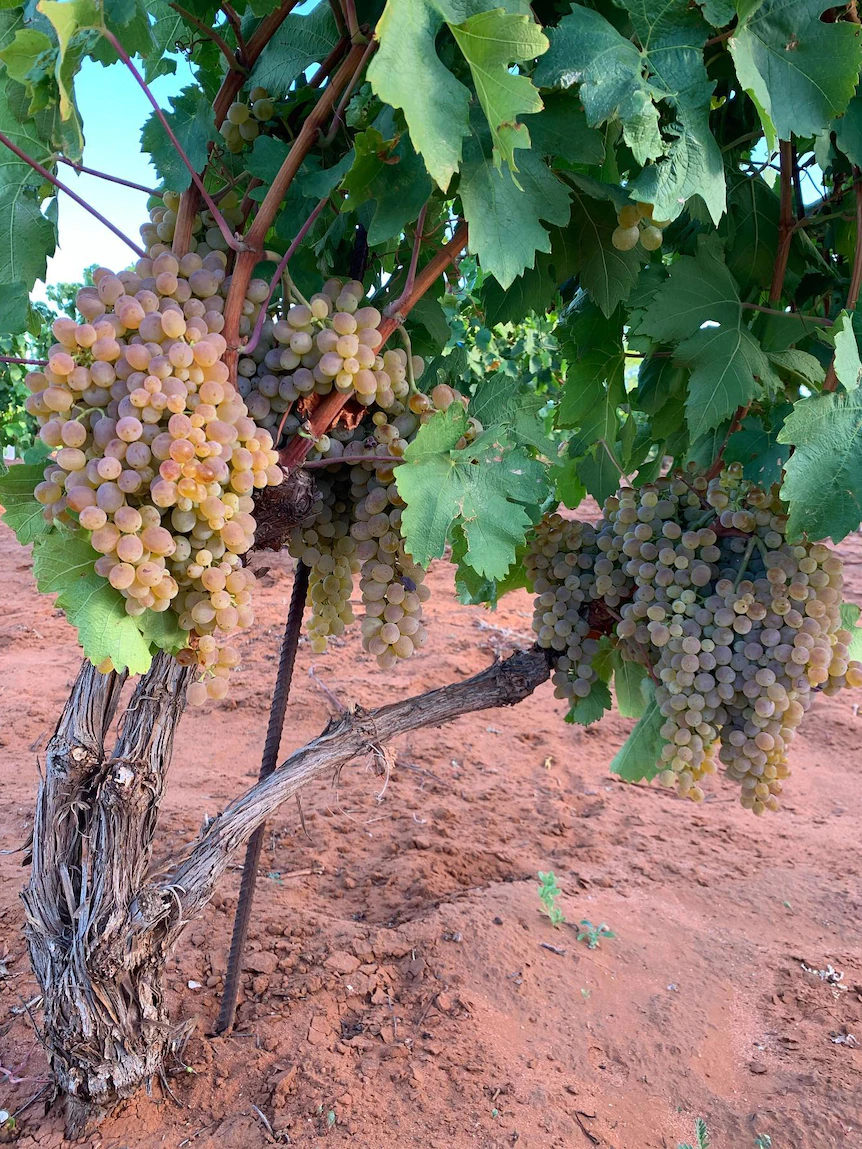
[
  {"x1": 23, "y1": 645, "x2": 551, "y2": 1138},
  {"x1": 23, "y1": 654, "x2": 193, "y2": 1138}
]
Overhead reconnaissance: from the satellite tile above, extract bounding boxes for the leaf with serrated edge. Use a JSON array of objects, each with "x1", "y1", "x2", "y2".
[
  {"x1": 612, "y1": 649, "x2": 648, "y2": 719},
  {"x1": 31, "y1": 528, "x2": 155, "y2": 673},
  {"x1": 398, "y1": 406, "x2": 547, "y2": 578},
  {"x1": 840, "y1": 603, "x2": 862, "y2": 662},
  {"x1": 729, "y1": 0, "x2": 862, "y2": 148},
  {"x1": 0, "y1": 462, "x2": 52, "y2": 545},
  {"x1": 779, "y1": 391, "x2": 862, "y2": 542},
  {"x1": 449, "y1": 8, "x2": 546, "y2": 174}
]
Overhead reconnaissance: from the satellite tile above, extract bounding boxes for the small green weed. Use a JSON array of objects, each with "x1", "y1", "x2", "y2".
[
  {"x1": 679, "y1": 1117, "x2": 710, "y2": 1149},
  {"x1": 754, "y1": 1136, "x2": 772, "y2": 1148},
  {"x1": 537, "y1": 871, "x2": 565, "y2": 927},
  {"x1": 577, "y1": 919, "x2": 615, "y2": 949}
]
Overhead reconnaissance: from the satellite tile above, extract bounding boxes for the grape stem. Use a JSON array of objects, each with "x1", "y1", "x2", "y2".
[
  {"x1": 384, "y1": 202, "x2": 429, "y2": 320},
  {"x1": 319, "y1": 38, "x2": 376, "y2": 145},
  {"x1": 0, "y1": 131, "x2": 146, "y2": 258},
  {"x1": 739, "y1": 302, "x2": 832, "y2": 327},
  {"x1": 101, "y1": 30, "x2": 250, "y2": 255},
  {"x1": 597, "y1": 438, "x2": 626, "y2": 479},
  {"x1": 769, "y1": 140, "x2": 796, "y2": 306},
  {"x1": 244, "y1": 195, "x2": 330, "y2": 356},
  {"x1": 308, "y1": 38, "x2": 350, "y2": 88},
  {"x1": 169, "y1": 4, "x2": 245, "y2": 71},
  {"x1": 397, "y1": 325, "x2": 417, "y2": 394},
  {"x1": 733, "y1": 536, "x2": 758, "y2": 591},
  {"x1": 0, "y1": 356, "x2": 48, "y2": 366},
  {"x1": 341, "y1": 0, "x2": 361, "y2": 40},
  {"x1": 219, "y1": 3, "x2": 247, "y2": 62},
  {"x1": 56, "y1": 157, "x2": 158, "y2": 196}
]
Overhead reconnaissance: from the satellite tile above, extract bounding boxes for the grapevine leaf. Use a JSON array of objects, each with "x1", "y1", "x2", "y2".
[
  {"x1": 729, "y1": 0, "x2": 862, "y2": 148},
  {"x1": 480, "y1": 222, "x2": 579, "y2": 325},
  {"x1": 724, "y1": 175, "x2": 780, "y2": 293},
  {"x1": 611, "y1": 649, "x2": 648, "y2": 719},
  {"x1": 536, "y1": 0, "x2": 725, "y2": 223},
  {"x1": 340, "y1": 125, "x2": 432, "y2": 245},
  {"x1": 558, "y1": 301, "x2": 625, "y2": 428},
  {"x1": 451, "y1": 527, "x2": 530, "y2": 606},
  {"x1": 840, "y1": 603, "x2": 862, "y2": 661},
  {"x1": 38, "y1": 0, "x2": 101, "y2": 118},
  {"x1": 468, "y1": 375, "x2": 556, "y2": 455},
  {"x1": 0, "y1": 8, "x2": 25, "y2": 50},
  {"x1": 0, "y1": 89, "x2": 54, "y2": 181},
  {"x1": 0, "y1": 29, "x2": 53, "y2": 84},
  {"x1": 524, "y1": 91, "x2": 604, "y2": 166},
  {"x1": 459, "y1": 115, "x2": 571, "y2": 289},
  {"x1": 534, "y1": 4, "x2": 662, "y2": 165},
  {"x1": 30, "y1": 528, "x2": 155, "y2": 673},
  {"x1": 398, "y1": 405, "x2": 546, "y2": 578},
  {"x1": 767, "y1": 349, "x2": 825, "y2": 388},
  {"x1": 143, "y1": 0, "x2": 182, "y2": 82},
  {"x1": 638, "y1": 235, "x2": 740, "y2": 339},
  {"x1": 0, "y1": 461, "x2": 52, "y2": 544},
  {"x1": 576, "y1": 441, "x2": 622, "y2": 505},
  {"x1": 248, "y1": 0, "x2": 339, "y2": 96},
  {"x1": 676, "y1": 325, "x2": 776, "y2": 440},
  {"x1": 552, "y1": 459, "x2": 586, "y2": 509},
  {"x1": 834, "y1": 92, "x2": 862, "y2": 167},
  {"x1": 140, "y1": 85, "x2": 216, "y2": 193},
  {"x1": 699, "y1": 0, "x2": 736, "y2": 24},
  {"x1": 566, "y1": 678, "x2": 612, "y2": 726},
  {"x1": 724, "y1": 410, "x2": 791, "y2": 487},
  {"x1": 0, "y1": 182, "x2": 57, "y2": 292},
  {"x1": 609, "y1": 684, "x2": 664, "y2": 782},
  {"x1": 566, "y1": 180, "x2": 643, "y2": 316},
  {"x1": 448, "y1": 7, "x2": 547, "y2": 175},
  {"x1": 778, "y1": 390, "x2": 862, "y2": 542},
  {"x1": 0, "y1": 279, "x2": 30, "y2": 334},
  {"x1": 367, "y1": 0, "x2": 535, "y2": 192},
  {"x1": 829, "y1": 311, "x2": 861, "y2": 392}
]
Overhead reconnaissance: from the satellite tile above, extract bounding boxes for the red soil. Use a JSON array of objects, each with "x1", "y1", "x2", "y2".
[{"x1": 1, "y1": 520, "x2": 861, "y2": 1149}]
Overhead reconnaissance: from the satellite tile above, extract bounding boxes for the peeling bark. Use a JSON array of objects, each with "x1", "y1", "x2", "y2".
[{"x1": 23, "y1": 653, "x2": 192, "y2": 1138}]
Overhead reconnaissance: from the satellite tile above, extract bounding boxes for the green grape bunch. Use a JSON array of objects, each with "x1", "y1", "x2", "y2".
[{"x1": 527, "y1": 466, "x2": 862, "y2": 815}]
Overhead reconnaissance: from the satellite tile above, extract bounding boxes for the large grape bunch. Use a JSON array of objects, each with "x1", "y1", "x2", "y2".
[
  {"x1": 527, "y1": 466, "x2": 862, "y2": 814},
  {"x1": 288, "y1": 384, "x2": 476, "y2": 668},
  {"x1": 25, "y1": 251, "x2": 283, "y2": 704}
]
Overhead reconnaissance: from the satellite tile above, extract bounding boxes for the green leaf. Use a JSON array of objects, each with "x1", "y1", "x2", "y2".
[
  {"x1": 724, "y1": 410, "x2": 791, "y2": 487},
  {"x1": 535, "y1": 4, "x2": 661, "y2": 165},
  {"x1": 729, "y1": 0, "x2": 862, "y2": 148},
  {"x1": 459, "y1": 114, "x2": 570, "y2": 289},
  {"x1": 249, "y1": 0, "x2": 339, "y2": 97},
  {"x1": 577, "y1": 441, "x2": 622, "y2": 505},
  {"x1": 779, "y1": 390, "x2": 862, "y2": 542},
  {"x1": 468, "y1": 374, "x2": 556, "y2": 455},
  {"x1": 724, "y1": 175, "x2": 780, "y2": 293},
  {"x1": 140, "y1": 85, "x2": 216, "y2": 193},
  {"x1": 397, "y1": 405, "x2": 546, "y2": 577},
  {"x1": 566, "y1": 678, "x2": 612, "y2": 726},
  {"x1": 31, "y1": 528, "x2": 155, "y2": 673},
  {"x1": 340, "y1": 125, "x2": 432, "y2": 246},
  {"x1": 834, "y1": 92, "x2": 862, "y2": 167},
  {"x1": 609, "y1": 684, "x2": 664, "y2": 782},
  {"x1": 567, "y1": 180, "x2": 643, "y2": 316},
  {"x1": 0, "y1": 29, "x2": 53, "y2": 84},
  {"x1": 0, "y1": 182, "x2": 57, "y2": 292},
  {"x1": 536, "y1": 0, "x2": 725, "y2": 223},
  {"x1": 829, "y1": 310, "x2": 861, "y2": 392},
  {"x1": 558, "y1": 300, "x2": 625, "y2": 428},
  {"x1": 675, "y1": 324, "x2": 775, "y2": 440},
  {"x1": 143, "y1": 0, "x2": 183, "y2": 82},
  {"x1": 448, "y1": 7, "x2": 547, "y2": 175},
  {"x1": 367, "y1": 0, "x2": 533, "y2": 192},
  {"x1": 839, "y1": 603, "x2": 862, "y2": 662},
  {"x1": 524, "y1": 91, "x2": 605, "y2": 166},
  {"x1": 0, "y1": 461, "x2": 52, "y2": 544},
  {"x1": 0, "y1": 279, "x2": 30, "y2": 334},
  {"x1": 638, "y1": 235, "x2": 740, "y2": 339},
  {"x1": 451, "y1": 527, "x2": 530, "y2": 605},
  {"x1": 611, "y1": 650, "x2": 648, "y2": 718},
  {"x1": 767, "y1": 349, "x2": 825, "y2": 388}
]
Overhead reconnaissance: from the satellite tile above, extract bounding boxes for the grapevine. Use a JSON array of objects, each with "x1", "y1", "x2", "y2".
[{"x1": 0, "y1": 0, "x2": 859, "y2": 1130}]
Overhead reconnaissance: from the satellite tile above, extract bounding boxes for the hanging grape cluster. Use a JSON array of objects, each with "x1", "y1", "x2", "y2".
[
  {"x1": 25, "y1": 251, "x2": 283, "y2": 703},
  {"x1": 527, "y1": 466, "x2": 862, "y2": 814}
]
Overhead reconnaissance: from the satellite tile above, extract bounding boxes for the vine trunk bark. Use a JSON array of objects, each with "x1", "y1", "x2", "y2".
[{"x1": 22, "y1": 645, "x2": 551, "y2": 1138}]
